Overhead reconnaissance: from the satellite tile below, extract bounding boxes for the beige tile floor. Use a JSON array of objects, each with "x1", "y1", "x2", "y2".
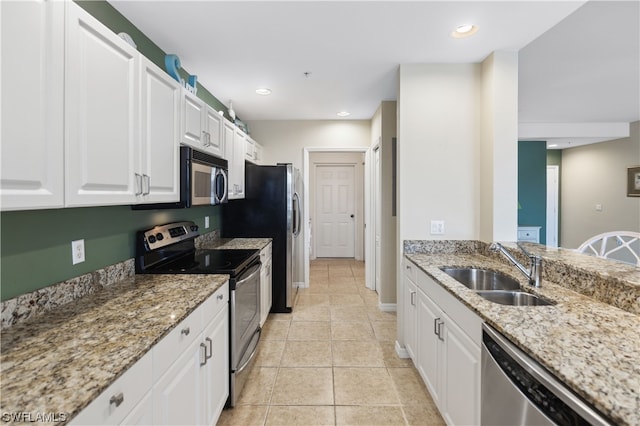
[{"x1": 218, "y1": 259, "x2": 445, "y2": 426}]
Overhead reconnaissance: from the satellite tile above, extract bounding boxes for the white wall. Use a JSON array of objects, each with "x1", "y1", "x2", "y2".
[
  {"x1": 248, "y1": 120, "x2": 371, "y2": 169},
  {"x1": 561, "y1": 120, "x2": 640, "y2": 248},
  {"x1": 397, "y1": 64, "x2": 482, "y2": 243}
]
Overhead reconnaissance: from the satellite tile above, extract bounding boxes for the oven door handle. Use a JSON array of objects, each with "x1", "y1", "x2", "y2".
[
  {"x1": 236, "y1": 328, "x2": 261, "y2": 375},
  {"x1": 235, "y1": 263, "x2": 262, "y2": 287}
]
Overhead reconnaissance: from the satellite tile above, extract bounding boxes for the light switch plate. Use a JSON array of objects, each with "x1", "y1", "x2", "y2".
[
  {"x1": 430, "y1": 220, "x2": 445, "y2": 235},
  {"x1": 72, "y1": 239, "x2": 85, "y2": 265},
  {"x1": 205, "y1": 216, "x2": 210, "y2": 228}
]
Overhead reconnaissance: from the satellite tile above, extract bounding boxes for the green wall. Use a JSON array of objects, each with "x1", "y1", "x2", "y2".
[
  {"x1": 518, "y1": 141, "x2": 547, "y2": 244},
  {"x1": 1, "y1": 1, "x2": 231, "y2": 301},
  {"x1": 1, "y1": 207, "x2": 221, "y2": 300}
]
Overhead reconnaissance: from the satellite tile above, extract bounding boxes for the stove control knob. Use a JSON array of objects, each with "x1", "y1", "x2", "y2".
[
  {"x1": 148, "y1": 235, "x2": 157, "y2": 244},
  {"x1": 156, "y1": 233, "x2": 164, "y2": 241},
  {"x1": 190, "y1": 225, "x2": 198, "y2": 232}
]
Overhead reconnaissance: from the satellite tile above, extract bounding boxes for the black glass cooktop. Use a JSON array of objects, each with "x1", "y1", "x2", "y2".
[{"x1": 149, "y1": 248, "x2": 259, "y2": 277}]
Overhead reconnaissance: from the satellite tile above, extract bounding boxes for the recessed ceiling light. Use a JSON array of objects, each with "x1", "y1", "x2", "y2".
[
  {"x1": 548, "y1": 144, "x2": 558, "y2": 148},
  {"x1": 255, "y1": 88, "x2": 272, "y2": 95},
  {"x1": 337, "y1": 111, "x2": 351, "y2": 117},
  {"x1": 451, "y1": 24, "x2": 479, "y2": 38}
]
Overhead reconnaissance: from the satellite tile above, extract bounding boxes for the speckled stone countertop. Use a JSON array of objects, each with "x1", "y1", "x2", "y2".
[
  {"x1": 405, "y1": 246, "x2": 640, "y2": 426},
  {"x1": 201, "y1": 237, "x2": 272, "y2": 251},
  {"x1": 0, "y1": 273, "x2": 228, "y2": 425}
]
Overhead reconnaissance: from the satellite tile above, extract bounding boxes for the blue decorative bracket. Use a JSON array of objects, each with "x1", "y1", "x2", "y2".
[{"x1": 165, "y1": 54, "x2": 181, "y2": 83}]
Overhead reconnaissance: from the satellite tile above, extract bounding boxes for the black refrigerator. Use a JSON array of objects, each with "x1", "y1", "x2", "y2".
[{"x1": 222, "y1": 163, "x2": 302, "y2": 313}]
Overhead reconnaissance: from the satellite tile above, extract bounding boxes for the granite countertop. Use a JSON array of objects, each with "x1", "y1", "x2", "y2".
[
  {"x1": 0, "y1": 273, "x2": 229, "y2": 424},
  {"x1": 405, "y1": 251, "x2": 640, "y2": 426},
  {"x1": 203, "y1": 237, "x2": 272, "y2": 251}
]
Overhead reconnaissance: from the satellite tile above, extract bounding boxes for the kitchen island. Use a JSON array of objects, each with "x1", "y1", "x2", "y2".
[{"x1": 404, "y1": 240, "x2": 640, "y2": 426}]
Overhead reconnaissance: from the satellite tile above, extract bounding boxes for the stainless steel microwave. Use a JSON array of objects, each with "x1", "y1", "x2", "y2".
[
  {"x1": 189, "y1": 146, "x2": 228, "y2": 206},
  {"x1": 132, "y1": 146, "x2": 228, "y2": 209}
]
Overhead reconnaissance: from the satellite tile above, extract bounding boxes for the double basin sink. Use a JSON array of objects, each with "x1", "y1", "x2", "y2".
[{"x1": 441, "y1": 268, "x2": 554, "y2": 306}]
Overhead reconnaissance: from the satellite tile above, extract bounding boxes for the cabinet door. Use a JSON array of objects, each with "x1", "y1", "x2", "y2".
[
  {"x1": 204, "y1": 106, "x2": 224, "y2": 158},
  {"x1": 201, "y1": 304, "x2": 229, "y2": 426},
  {"x1": 417, "y1": 290, "x2": 441, "y2": 406},
  {"x1": 245, "y1": 137, "x2": 255, "y2": 162},
  {"x1": 222, "y1": 118, "x2": 235, "y2": 162},
  {"x1": 403, "y1": 276, "x2": 417, "y2": 361},
  {"x1": 229, "y1": 129, "x2": 246, "y2": 199},
  {"x1": 65, "y1": 3, "x2": 139, "y2": 206},
  {"x1": 441, "y1": 314, "x2": 481, "y2": 426},
  {"x1": 181, "y1": 90, "x2": 205, "y2": 149},
  {"x1": 120, "y1": 391, "x2": 152, "y2": 425},
  {"x1": 1, "y1": 0, "x2": 64, "y2": 211},
  {"x1": 139, "y1": 57, "x2": 180, "y2": 203},
  {"x1": 152, "y1": 337, "x2": 203, "y2": 426}
]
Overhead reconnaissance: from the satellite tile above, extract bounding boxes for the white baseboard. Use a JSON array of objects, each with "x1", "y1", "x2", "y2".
[
  {"x1": 378, "y1": 303, "x2": 397, "y2": 312},
  {"x1": 395, "y1": 340, "x2": 410, "y2": 359}
]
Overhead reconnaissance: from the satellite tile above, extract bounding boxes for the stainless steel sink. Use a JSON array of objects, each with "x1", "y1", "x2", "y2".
[
  {"x1": 475, "y1": 291, "x2": 555, "y2": 306},
  {"x1": 441, "y1": 268, "x2": 521, "y2": 291}
]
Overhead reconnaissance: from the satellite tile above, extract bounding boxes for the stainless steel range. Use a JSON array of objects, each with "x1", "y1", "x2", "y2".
[{"x1": 135, "y1": 221, "x2": 261, "y2": 407}]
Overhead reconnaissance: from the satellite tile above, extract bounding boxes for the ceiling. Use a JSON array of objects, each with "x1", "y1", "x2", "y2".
[{"x1": 111, "y1": 1, "x2": 639, "y2": 147}]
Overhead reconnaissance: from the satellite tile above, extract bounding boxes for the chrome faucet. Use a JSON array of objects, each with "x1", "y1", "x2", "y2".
[{"x1": 489, "y1": 242, "x2": 543, "y2": 287}]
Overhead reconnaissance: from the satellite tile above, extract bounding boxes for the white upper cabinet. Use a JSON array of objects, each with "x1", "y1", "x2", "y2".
[
  {"x1": 204, "y1": 105, "x2": 224, "y2": 158},
  {"x1": 228, "y1": 127, "x2": 247, "y2": 199},
  {"x1": 181, "y1": 90, "x2": 224, "y2": 158},
  {"x1": 65, "y1": 2, "x2": 139, "y2": 206},
  {"x1": 1, "y1": 0, "x2": 65, "y2": 211},
  {"x1": 181, "y1": 90, "x2": 206, "y2": 148},
  {"x1": 245, "y1": 136, "x2": 256, "y2": 162},
  {"x1": 139, "y1": 56, "x2": 181, "y2": 203}
]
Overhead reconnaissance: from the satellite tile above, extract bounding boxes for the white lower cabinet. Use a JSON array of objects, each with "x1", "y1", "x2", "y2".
[
  {"x1": 402, "y1": 260, "x2": 418, "y2": 360},
  {"x1": 406, "y1": 259, "x2": 482, "y2": 426},
  {"x1": 71, "y1": 282, "x2": 229, "y2": 425},
  {"x1": 259, "y1": 242, "x2": 273, "y2": 326},
  {"x1": 70, "y1": 352, "x2": 152, "y2": 426}
]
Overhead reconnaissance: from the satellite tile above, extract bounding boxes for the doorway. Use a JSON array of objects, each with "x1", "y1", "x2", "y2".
[
  {"x1": 303, "y1": 148, "x2": 369, "y2": 289},
  {"x1": 546, "y1": 165, "x2": 559, "y2": 247}
]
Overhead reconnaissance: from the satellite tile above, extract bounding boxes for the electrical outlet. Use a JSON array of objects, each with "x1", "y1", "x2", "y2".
[
  {"x1": 430, "y1": 220, "x2": 445, "y2": 235},
  {"x1": 205, "y1": 216, "x2": 210, "y2": 229},
  {"x1": 72, "y1": 239, "x2": 85, "y2": 265}
]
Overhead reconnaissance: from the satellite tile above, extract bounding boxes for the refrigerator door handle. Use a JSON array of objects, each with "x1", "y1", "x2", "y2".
[{"x1": 293, "y1": 192, "x2": 301, "y2": 237}]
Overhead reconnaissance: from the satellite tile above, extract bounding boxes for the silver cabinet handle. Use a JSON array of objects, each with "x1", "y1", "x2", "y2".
[
  {"x1": 200, "y1": 342, "x2": 207, "y2": 366},
  {"x1": 216, "y1": 293, "x2": 224, "y2": 300},
  {"x1": 142, "y1": 174, "x2": 150, "y2": 195},
  {"x1": 437, "y1": 319, "x2": 445, "y2": 341},
  {"x1": 406, "y1": 264, "x2": 412, "y2": 270},
  {"x1": 205, "y1": 337, "x2": 213, "y2": 361},
  {"x1": 134, "y1": 173, "x2": 143, "y2": 196},
  {"x1": 109, "y1": 393, "x2": 124, "y2": 407},
  {"x1": 410, "y1": 291, "x2": 416, "y2": 306},
  {"x1": 434, "y1": 318, "x2": 439, "y2": 336},
  {"x1": 181, "y1": 327, "x2": 190, "y2": 336}
]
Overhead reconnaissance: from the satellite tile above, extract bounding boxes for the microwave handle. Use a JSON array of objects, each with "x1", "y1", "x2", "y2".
[{"x1": 214, "y1": 170, "x2": 228, "y2": 203}]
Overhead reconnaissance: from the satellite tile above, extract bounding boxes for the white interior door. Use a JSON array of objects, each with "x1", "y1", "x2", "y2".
[
  {"x1": 546, "y1": 165, "x2": 559, "y2": 247},
  {"x1": 315, "y1": 165, "x2": 356, "y2": 258}
]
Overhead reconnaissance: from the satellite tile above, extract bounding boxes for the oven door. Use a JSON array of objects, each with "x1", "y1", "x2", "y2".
[
  {"x1": 191, "y1": 161, "x2": 214, "y2": 205},
  {"x1": 231, "y1": 261, "x2": 261, "y2": 369}
]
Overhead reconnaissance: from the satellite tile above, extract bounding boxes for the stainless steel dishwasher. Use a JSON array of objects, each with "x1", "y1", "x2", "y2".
[{"x1": 481, "y1": 324, "x2": 614, "y2": 426}]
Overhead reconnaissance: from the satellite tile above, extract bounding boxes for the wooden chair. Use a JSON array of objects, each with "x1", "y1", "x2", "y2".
[{"x1": 576, "y1": 231, "x2": 640, "y2": 266}]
